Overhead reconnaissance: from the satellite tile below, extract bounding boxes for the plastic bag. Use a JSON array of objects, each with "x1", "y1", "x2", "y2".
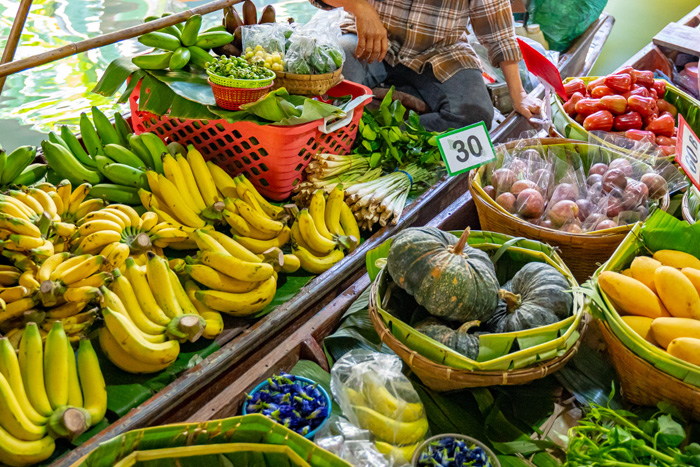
[
  {"x1": 284, "y1": 8, "x2": 346, "y2": 75},
  {"x1": 527, "y1": 0, "x2": 607, "y2": 52},
  {"x1": 330, "y1": 350, "x2": 429, "y2": 466},
  {"x1": 242, "y1": 23, "x2": 286, "y2": 72},
  {"x1": 539, "y1": 149, "x2": 588, "y2": 231},
  {"x1": 314, "y1": 415, "x2": 394, "y2": 467}
]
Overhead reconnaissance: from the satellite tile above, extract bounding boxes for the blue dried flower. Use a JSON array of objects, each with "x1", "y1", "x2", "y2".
[{"x1": 417, "y1": 437, "x2": 492, "y2": 467}]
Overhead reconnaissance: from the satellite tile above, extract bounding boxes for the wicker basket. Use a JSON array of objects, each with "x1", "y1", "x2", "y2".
[
  {"x1": 469, "y1": 137, "x2": 670, "y2": 283},
  {"x1": 598, "y1": 319, "x2": 700, "y2": 420},
  {"x1": 272, "y1": 68, "x2": 343, "y2": 96},
  {"x1": 208, "y1": 79, "x2": 273, "y2": 111}
]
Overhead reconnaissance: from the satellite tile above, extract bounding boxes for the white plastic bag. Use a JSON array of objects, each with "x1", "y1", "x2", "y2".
[{"x1": 284, "y1": 8, "x2": 345, "y2": 75}]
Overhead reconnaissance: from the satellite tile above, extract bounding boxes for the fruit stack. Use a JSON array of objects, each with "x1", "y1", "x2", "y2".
[
  {"x1": 0, "y1": 146, "x2": 45, "y2": 189},
  {"x1": 0, "y1": 325, "x2": 106, "y2": 466},
  {"x1": 600, "y1": 249, "x2": 700, "y2": 366}
]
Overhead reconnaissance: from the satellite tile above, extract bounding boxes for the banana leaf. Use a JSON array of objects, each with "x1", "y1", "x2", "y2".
[
  {"x1": 69, "y1": 414, "x2": 350, "y2": 467},
  {"x1": 586, "y1": 209, "x2": 700, "y2": 387},
  {"x1": 369, "y1": 230, "x2": 585, "y2": 371}
]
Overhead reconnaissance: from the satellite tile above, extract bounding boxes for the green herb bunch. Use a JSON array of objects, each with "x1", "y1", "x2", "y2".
[{"x1": 206, "y1": 56, "x2": 273, "y2": 81}]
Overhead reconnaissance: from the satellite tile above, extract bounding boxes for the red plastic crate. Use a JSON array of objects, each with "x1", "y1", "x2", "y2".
[{"x1": 129, "y1": 80, "x2": 372, "y2": 201}]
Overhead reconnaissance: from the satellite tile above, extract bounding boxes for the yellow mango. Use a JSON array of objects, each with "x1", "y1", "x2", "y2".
[
  {"x1": 667, "y1": 337, "x2": 700, "y2": 367},
  {"x1": 681, "y1": 268, "x2": 700, "y2": 296},
  {"x1": 653, "y1": 250, "x2": 700, "y2": 270},
  {"x1": 598, "y1": 271, "x2": 670, "y2": 319},
  {"x1": 630, "y1": 256, "x2": 661, "y2": 293},
  {"x1": 651, "y1": 317, "x2": 700, "y2": 349},
  {"x1": 654, "y1": 266, "x2": 700, "y2": 319},
  {"x1": 621, "y1": 316, "x2": 658, "y2": 346},
  {"x1": 621, "y1": 269, "x2": 633, "y2": 278}
]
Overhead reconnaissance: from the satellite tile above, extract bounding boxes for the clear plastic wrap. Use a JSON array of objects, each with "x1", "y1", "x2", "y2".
[
  {"x1": 242, "y1": 24, "x2": 287, "y2": 71},
  {"x1": 330, "y1": 350, "x2": 429, "y2": 466},
  {"x1": 284, "y1": 8, "x2": 346, "y2": 75},
  {"x1": 314, "y1": 415, "x2": 395, "y2": 467},
  {"x1": 540, "y1": 149, "x2": 588, "y2": 231}
]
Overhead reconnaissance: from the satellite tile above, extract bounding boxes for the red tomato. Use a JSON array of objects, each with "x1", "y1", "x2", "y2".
[
  {"x1": 613, "y1": 111, "x2": 643, "y2": 131},
  {"x1": 605, "y1": 74, "x2": 632, "y2": 93},
  {"x1": 583, "y1": 110, "x2": 614, "y2": 132},
  {"x1": 653, "y1": 80, "x2": 666, "y2": 97},
  {"x1": 627, "y1": 95, "x2": 656, "y2": 117},
  {"x1": 586, "y1": 77, "x2": 606, "y2": 94},
  {"x1": 575, "y1": 98, "x2": 603, "y2": 116},
  {"x1": 564, "y1": 78, "x2": 586, "y2": 98},
  {"x1": 645, "y1": 113, "x2": 675, "y2": 137},
  {"x1": 600, "y1": 95, "x2": 627, "y2": 115},
  {"x1": 563, "y1": 92, "x2": 584, "y2": 116},
  {"x1": 625, "y1": 129, "x2": 656, "y2": 142},
  {"x1": 591, "y1": 86, "x2": 615, "y2": 98},
  {"x1": 657, "y1": 99, "x2": 678, "y2": 117},
  {"x1": 631, "y1": 70, "x2": 654, "y2": 88}
]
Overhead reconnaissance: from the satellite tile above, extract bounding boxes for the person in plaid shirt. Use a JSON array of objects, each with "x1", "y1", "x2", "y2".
[{"x1": 310, "y1": 0, "x2": 542, "y2": 131}]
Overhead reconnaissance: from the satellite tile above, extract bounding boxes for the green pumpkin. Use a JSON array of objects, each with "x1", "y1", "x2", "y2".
[
  {"x1": 414, "y1": 318, "x2": 480, "y2": 360},
  {"x1": 387, "y1": 227, "x2": 499, "y2": 323},
  {"x1": 485, "y1": 262, "x2": 572, "y2": 333}
]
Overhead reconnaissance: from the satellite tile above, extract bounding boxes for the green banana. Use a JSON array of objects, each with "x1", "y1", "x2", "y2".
[
  {"x1": 187, "y1": 46, "x2": 214, "y2": 68},
  {"x1": 41, "y1": 141, "x2": 102, "y2": 185},
  {"x1": 48, "y1": 131, "x2": 70, "y2": 151},
  {"x1": 139, "y1": 132, "x2": 166, "y2": 173},
  {"x1": 113, "y1": 113, "x2": 132, "y2": 147},
  {"x1": 138, "y1": 32, "x2": 181, "y2": 51},
  {"x1": 1, "y1": 145, "x2": 36, "y2": 185},
  {"x1": 89, "y1": 183, "x2": 141, "y2": 205},
  {"x1": 180, "y1": 14, "x2": 202, "y2": 46},
  {"x1": 205, "y1": 25, "x2": 227, "y2": 33},
  {"x1": 169, "y1": 47, "x2": 191, "y2": 70},
  {"x1": 132, "y1": 52, "x2": 173, "y2": 70},
  {"x1": 92, "y1": 106, "x2": 121, "y2": 146},
  {"x1": 128, "y1": 134, "x2": 155, "y2": 169},
  {"x1": 158, "y1": 25, "x2": 182, "y2": 40},
  {"x1": 0, "y1": 152, "x2": 6, "y2": 185},
  {"x1": 95, "y1": 156, "x2": 148, "y2": 189},
  {"x1": 144, "y1": 15, "x2": 159, "y2": 22},
  {"x1": 79, "y1": 112, "x2": 103, "y2": 157},
  {"x1": 13, "y1": 164, "x2": 47, "y2": 186},
  {"x1": 103, "y1": 144, "x2": 144, "y2": 168},
  {"x1": 194, "y1": 31, "x2": 234, "y2": 49},
  {"x1": 166, "y1": 141, "x2": 187, "y2": 157},
  {"x1": 60, "y1": 125, "x2": 96, "y2": 169}
]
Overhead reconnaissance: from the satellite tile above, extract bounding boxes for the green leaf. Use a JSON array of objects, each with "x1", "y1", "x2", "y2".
[
  {"x1": 290, "y1": 360, "x2": 342, "y2": 417},
  {"x1": 139, "y1": 74, "x2": 175, "y2": 116},
  {"x1": 116, "y1": 69, "x2": 146, "y2": 104},
  {"x1": 656, "y1": 414, "x2": 686, "y2": 448},
  {"x1": 365, "y1": 238, "x2": 392, "y2": 281},
  {"x1": 149, "y1": 69, "x2": 216, "y2": 106},
  {"x1": 92, "y1": 57, "x2": 139, "y2": 97}
]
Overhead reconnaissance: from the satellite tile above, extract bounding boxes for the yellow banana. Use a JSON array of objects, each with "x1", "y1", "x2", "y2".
[
  {"x1": 27, "y1": 188, "x2": 57, "y2": 220},
  {"x1": 111, "y1": 270, "x2": 165, "y2": 335},
  {"x1": 223, "y1": 209, "x2": 252, "y2": 236},
  {"x1": 79, "y1": 210, "x2": 125, "y2": 229},
  {"x1": 157, "y1": 174, "x2": 206, "y2": 228},
  {"x1": 73, "y1": 199, "x2": 106, "y2": 220},
  {"x1": 104, "y1": 242, "x2": 130, "y2": 271},
  {"x1": 53, "y1": 221, "x2": 76, "y2": 238},
  {"x1": 186, "y1": 264, "x2": 259, "y2": 293},
  {"x1": 0, "y1": 338, "x2": 47, "y2": 427},
  {"x1": 234, "y1": 226, "x2": 291, "y2": 254},
  {"x1": 8, "y1": 234, "x2": 45, "y2": 251},
  {"x1": 145, "y1": 171, "x2": 162, "y2": 198},
  {"x1": 0, "y1": 203, "x2": 31, "y2": 223},
  {"x1": 0, "y1": 286, "x2": 29, "y2": 302},
  {"x1": 353, "y1": 405, "x2": 429, "y2": 445},
  {"x1": 56, "y1": 181, "x2": 72, "y2": 210},
  {"x1": 310, "y1": 190, "x2": 333, "y2": 240},
  {"x1": 0, "y1": 214, "x2": 41, "y2": 238},
  {"x1": 294, "y1": 246, "x2": 344, "y2": 274},
  {"x1": 207, "y1": 161, "x2": 238, "y2": 198},
  {"x1": 48, "y1": 191, "x2": 64, "y2": 216},
  {"x1": 163, "y1": 154, "x2": 201, "y2": 214},
  {"x1": 195, "y1": 275, "x2": 276, "y2": 316},
  {"x1": 238, "y1": 175, "x2": 284, "y2": 218},
  {"x1": 139, "y1": 211, "x2": 159, "y2": 232},
  {"x1": 325, "y1": 185, "x2": 345, "y2": 236},
  {"x1": 234, "y1": 198, "x2": 283, "y2": 236},
  {"x1": 187, "y1": 146, "x2": 219, "y2": 206},
  {"x1": 239, "y1": 189, "x2": 270, "y2": 218},
  {"x1": 63, "y1": 286, "x2": 100, "y2": 304},
  {"x1": 45, "y1": 301, "x2": 87, "y2": 319},
  {"x1": 18, "y1": 323, "x2": 53, "y2": 417},
  {"x1": 68, "y1": 271, "x2": 110, "y2": 289},
  {"x1": 167, "y1": 268, "x2": 199, "y2": 316},
  {"x1": 0, "y1": 270, "x2": 20, "y2": 287},
  {"x1": 123, "y1": 258, "x2": 171, "y2": 325},
  {"x1": 208, "y1": 231, "x2": 262, "y2": 263},
  {"x1": 177, "y1": 155, "x2": 208, "y2": 212},
  {"x1": 8, "y1": 191, "x2": 43, "y2": 216},
  {"x1": 98, "y1": 327, "x2": 171, "y2": 374},
  {"x1": 0, "y1": 297, "x2": 37, "y2": 325},
  {"x1": 0, "y1": 426, "x2": 54, "y2": 467},
  {"x1": 281, "y1": 254, "x2": 301, "y2": 273},
  {"x1": 65, "y1": 339, "x2": 83, "y2": 408},
  {"x1": 18, "y1": 271, "x2": 39, "y2": 294},
  {"x1": 60, "y1": 255, "x2": 105, "y2": 285},
  {"x1": 200, "y1": 249, "x2": 274, "y2": 282},
  {"x1": 184, "y1": 280, "x2": 224, "y2": 339},
  {"x1": 78, "y1": 219, "x2": 123, "y2": 237},
  {"x1": 108, "y1": 204, "x2": 140, "y2": 229},
  {"x1": 0, "y1": 371, "x2": 46, "y2": 440},
  {"x1": 102, "y1": 208, "x2": 132, "y2": 230},
  {"x1": 145, "y1": 252, "x2": 183, "y2": 318},
  {"x1": 44, "y1": 321, "x2": 69, "y2": 410},
  {"x1": 77, "y1": 339, "x2": 107, "y2": 424},
  {"x1": 102, "y1": 307, "x2": 180, "y2": 366},
  {"x1": 29, "y1": 240, "x2": 54, "y2": 260},
  {"x1": 0, "y1": 195, "x2": 35, "y2": 220},
  {"x1": 76, "y1": 231, "x2": 121, "y2": 254},
  {"x1": 67, "y1": 183, "x2": 92, "y2": 215},
  {"x1": 50, "y1": 254, "x2": 90, "y2": 281},
  {"x1": 298, "y1": 210, "x2": 336, "y2": 254}
]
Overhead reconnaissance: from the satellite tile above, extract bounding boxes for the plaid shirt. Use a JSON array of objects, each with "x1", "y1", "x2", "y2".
[{"x1": 311, "y1": 0, "x2": 523, "y2": 82}]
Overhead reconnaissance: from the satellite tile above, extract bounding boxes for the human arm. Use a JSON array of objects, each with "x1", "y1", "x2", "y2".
[
  {"x1": 309, "y1": 0, "x2": 388, "y2": 63},
  {"x1": 501, "y1": 60, "x2": 542, "y2": 119}
]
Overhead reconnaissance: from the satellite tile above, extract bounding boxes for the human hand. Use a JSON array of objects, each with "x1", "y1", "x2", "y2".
[
  {"x1": 354, "y1": 2, "x2": 388, "y2": 63},
  {"x1": 512, "y1": 91, "x2": 542, "y2": 120}
]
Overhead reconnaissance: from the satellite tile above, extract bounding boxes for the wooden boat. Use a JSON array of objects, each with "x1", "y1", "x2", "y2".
[{"x1": 43, "y1": 12, "x2": 613, "y2": 467}]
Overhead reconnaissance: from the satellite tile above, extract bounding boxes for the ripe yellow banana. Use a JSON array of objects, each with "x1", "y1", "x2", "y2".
[
  {"x1": 50, "y1": 254, "x2": 90, "y2": 281},
  {"x1": 238, "y1": 175, "x2": 284, "y2": 219},
  {"x1": 157, "y1": 174, "x2": 206, "y2": 228},
  {"x1": 281, "y1": 254, "x2": 301, "y2": 273},
  {"x1": 78, "y1": 219, "x2": 123, "y2": 237},
  {"x1": 18, "y1": 323, "x2": 53, "y2": 417},
  {"x1": 200, "y1": 250, "x2": 274, "y2": 282},
  {"x1": 294, "y1": 246, "x2": 344, "y2": 274},
  {"x1": 53, "y1": 222, "x2": 76, "y2": 238},
  {"x1": 353, "y1": 405, "x2": 429, "y2": 445},
  {"x1": 123, "y1": 258, "x2": 171, "y2": 325},
  {"x1": 195, "y1": 275, "x2": 276, "y2": 316},
  {"x1": 146, "y1": 252, "x2": 183, "y2": 318},
  {"x1": 234, "y1": 199, "x2": 283, "y2": 236},
  {"x1": 139, "y1": 211, "x2": 159, "y2": 233},
  {"x1": 184, "y1": 280, "x2": 224, "y2": 339},
  {"x1": 187, "y1": 146, "x2": 219, "y2": 206},
  {"x1": 0, "y1": 214, "x2": 41, "y2": 238},
  {"x1": 325, "y1": 185, "x2": 345, "y2": 236},
  {"x1": 76, "y1": 231, "x2": 121, "y2": 255},
  {"x1": 108, "y1": 204, "x2": 141, "y2": 229},
  {"x1": 0, "y1": 286, "x2": 29, "y2": 303},
  {"x1": 18, "y1": 270, "x2": 40, "y2": 292},
  {"x1": 223, "y1": 209, "x2": 252, "y2": 237},
  {"x1": 68, "y1": 271, "x2": 110, "y2": 289},
  {"x1": 98, "y1": 327, "x2": 171, "y2": 374},
  {"x1": 111, "y1": 270, "x2": 165, "y2": 335},
  {"x1": 8, "y1": 191, "x2": 42, "y2": 216},
  {"x1": 56, "y1": 181, "x2": 72, "y2": 209},
  {"x1": 7, "y1": 234, "x2": 45, "y2": 251},
  {"x1": 0, "y1": 338, "x2": 47, "y2": 426},
  {"x1": 0, "y1": 202, "x2": 32, "y2": 221},
  {"x1": 145, "y1": 171, "x2": 161, "y2": 197},
  {"x1": 186, "y1": 264, "x2": 259, "y2": 293},
  {"x1": 234, "y1": 226, "x2": 291, "y2": 254},
  {"x1": 77, "y1": 339, "x2": 107, "y2": 425},
  {"x1": 45, "y1": 301, "x2": 87, "y2": 319},
  {"x1": 0, "y1": 270, "x2": 20, "y2": 287},
  {"x1": 103, "y1": 242, "x2": 130, "y2": 271},
  {"x1": 44, "y1": 321, "x2": 70, "y2": 410},
  {"x1": 0, "y1": 195, "x2": 35, "y2": 219},
  {"x1": 207, "y1": 161, "x2": 238, "y2": 198},
  {"x1": 102, "y1": 307, "x2": 180, "y2": 366},
  {"x1": 63, "y1": 286, "x2": 100, "y2": 304},
  {"x1": 0, "y1": 372, "x2": 46, "y2": 441},
  {"x1": 79, "y1": 210, "x2": 125, "y2": 229},
  {"x1": 176, "y1": 154, "x2": 208, "y2": 212},
  {"x1": 65, "y1": 339, "x2": 83, "y2": 408},
  {"x1": 167, "y1": 269, "x2": 199, "y2": 316},
  {"x1": 67, "y1": 183, "x2": 92, "y2": 215},
  {"x1": 207, "y1": 230, "x2": 261, "y2": 263},
  {"x1": 0, "y1": 297, "x2": 37, "y2": 325},
  {"x1": 163, "y1": 154, "x2": 201, "y2": 214},
  {"x1": 73, "y1": 199, "x2": 106, "y2": 221},
  {"x1": 310, "y1": 190, "x2": 333, "y2": 240},
  {"x1": 27, "y1": 188, "x2": 57, "y2": 220},
  {"x1": 47, "y1": 191, "x2": 64, "y2": 216},
  {"x1": 60, "y1": 255, "x2": 105, "y2": 285},
  {"x1": 0, "y1": 425, "x2": 54, "y2": 467},
  {"x1": 102, "y1": 208, "x2": 132, "y2": 230},
  {"x1": 298, "y1": 210, "x2": 336, "y2": 255}
]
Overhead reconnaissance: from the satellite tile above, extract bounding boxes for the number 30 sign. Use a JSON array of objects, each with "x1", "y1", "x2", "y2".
[{"x1": 435, "y1": 121, "x2": 496, "y2": 176}]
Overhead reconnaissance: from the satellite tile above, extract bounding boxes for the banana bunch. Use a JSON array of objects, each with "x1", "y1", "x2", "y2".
[
  {"x1": 0, "y1": 145, "x2": 45, "y2": 190},
  {"x1": 290, "y1": 187, "x2": 360, "y2": 274},
  {"x1": 185, "y1": 229, "x2": 277, "y2": 316},
  {"x1": 98, "y1": 252, "x2": 222, "y2": 374},
  {"x1": 0, "y1": 324, "x2": 106, "y2": 466},
  {"x1": 134, "y1": 14, "x2": 232, "y2": 71}
]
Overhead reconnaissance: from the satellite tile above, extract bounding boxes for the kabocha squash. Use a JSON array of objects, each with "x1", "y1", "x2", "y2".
[
  {"x1": 485, "y1": 262, "x2": 573, "y2": 333},
  {"x1": 413, "y1": 318, "x2": 480, "y2": 360},
  {"x1": 387, "y1": 228, "x2": 499, "y2": 323}
]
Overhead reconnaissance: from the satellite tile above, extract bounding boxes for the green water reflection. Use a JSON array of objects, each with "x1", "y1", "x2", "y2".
[{"x1": 0, "y1": 0, "x2": 316, "y2": 151}]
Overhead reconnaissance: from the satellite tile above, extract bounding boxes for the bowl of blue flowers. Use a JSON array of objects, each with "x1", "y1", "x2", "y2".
[
  {"x1": 412, "y1": 434, "x2": 500, "y2": 467},
  {"x1": 243, "y1": 373, "x2": 332, "y2": 439}
]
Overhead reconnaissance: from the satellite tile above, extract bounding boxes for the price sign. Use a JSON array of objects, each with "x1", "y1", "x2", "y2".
[
  {"x1": 675, "y1": 114, "x2": 700, "y2": 190},
  {"x1": 436, "y1": 121, "x2": 496, "y2": 176}
]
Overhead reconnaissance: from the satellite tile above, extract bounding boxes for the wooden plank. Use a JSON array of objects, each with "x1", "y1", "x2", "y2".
[
  {"x1": 653, "y1": 22, "x2": 700, "y2": 57},
  {"x1": 0, "y1": 0, "x2": 33, "y2": 94}
]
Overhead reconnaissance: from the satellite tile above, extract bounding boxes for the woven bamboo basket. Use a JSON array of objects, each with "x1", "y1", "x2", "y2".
[
  {"x1": 598, "y1": 319, "x2": 700, "y2": 420},
  {"x1": 367, "y1": 230, "x2": 588, "y2": 392},
  {"x1": 272, "y1": 68, "x2": 343, "y2": 96},
  {"x1": 469, "y1": 137, "x2": 670, "y2": 283}
]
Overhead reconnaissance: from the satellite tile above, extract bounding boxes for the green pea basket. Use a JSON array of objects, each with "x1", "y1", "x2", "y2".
[
  {"x1": 206, "y1": 68, "x2": 276, "y2": 89},
  {"x1": 367, "y1": 230, "x2": 587, "y2": 392}
]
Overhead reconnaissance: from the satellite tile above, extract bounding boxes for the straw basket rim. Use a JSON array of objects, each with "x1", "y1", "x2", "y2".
[{"x1": 272, "y1": 68, "x2": 344, "y2": 96}]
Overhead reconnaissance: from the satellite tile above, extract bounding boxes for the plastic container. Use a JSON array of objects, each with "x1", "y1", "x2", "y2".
[
  {"x1": 129, "y1": 79, "x2": 371, "y2": 200},
  {"x1": 242, "y1": 375, "x2": 332, "y2": 440},
  {"x1": 678, "y1": 62, "x2": 699, "y2": 97},
  {"x1": 515, "y1": 22, "x2": 549, "y2": 49},
  {"x1": 412, "y1": 434, "x2": 500, "y2": 467}
]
